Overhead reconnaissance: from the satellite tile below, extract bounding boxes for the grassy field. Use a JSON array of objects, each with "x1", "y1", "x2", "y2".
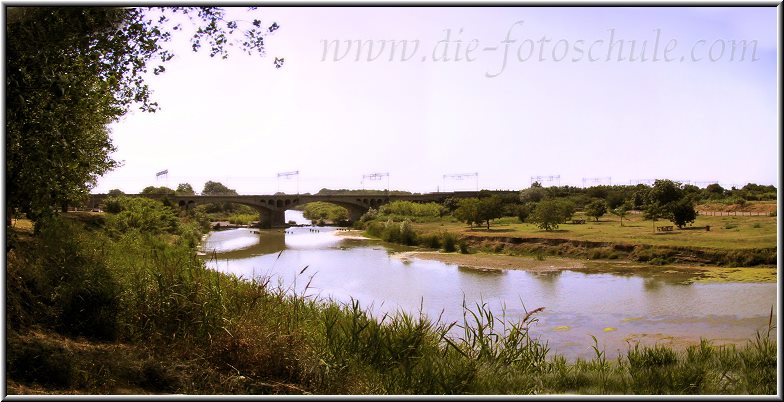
[{"x1": 412, "y1": 213, "x2": 777, "y2": 250}]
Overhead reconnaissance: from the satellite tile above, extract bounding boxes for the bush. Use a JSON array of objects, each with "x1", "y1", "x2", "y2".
[
  {"x1": 379, "y1": 201, "x2": 441, "y2": 218},
  {"x1": 104, "y1": 197, "x2": 180, "y2": 237},
  {"x1": 399, "y1": 220, "x2": 417, "y2": 246},
  {"x1": 381, "y1": 219, "x2": 401, "y2": 243},
  {"x1": 441, "y1": 232, "x2": 458, "y2": 252},
  {"x1": 419, "y1": 234, "x2": 441, "y2": 249}
]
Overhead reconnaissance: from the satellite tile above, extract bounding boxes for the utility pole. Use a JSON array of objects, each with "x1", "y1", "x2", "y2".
[
  {"x1": 277, "y1": 170, "x2": 299, "y2": 194},
  {"x1": 362, "y1": 172, "x2": 389, "y2": 192},
  {"x1": 581, "y1": 177, "x2": 611, "y2": 187},
  {"x1": 443, "y1": 172, "x2": 478, "y2": 191},
  {"x1": 530, "y1": 175, "x2": 560, "y2": 187}
]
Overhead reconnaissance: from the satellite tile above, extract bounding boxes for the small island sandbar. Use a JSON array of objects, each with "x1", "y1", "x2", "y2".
[
  {"x1": 333, "y1": 229, "x2": 371, "y2": 240},
  {"x1": 396, "y1": 251, "x2": 587, "y2": 272}
]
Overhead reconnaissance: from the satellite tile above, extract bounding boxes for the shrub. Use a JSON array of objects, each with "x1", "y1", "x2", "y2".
[
  {"x1": 399, "y1": 220, "x2": 417, "y2": 246},
  {"x1": 104, "y1": 197, "x2": 180, "y2": 236},
  {"x1": 379, "y1": 201, "x2": 441, "y2": 218},
  {"x1": 441, "y1": 232, "x2": 458, "y2": 252},
  {"x1": 359, "y1": 207, "x2": 378, "y2": 223},
  {"x1": 419, "y1": 234, "x2": 441, "y2": 249},
  {"x1": 381, "y1": 219, "x2": 401, "y2": 243}
]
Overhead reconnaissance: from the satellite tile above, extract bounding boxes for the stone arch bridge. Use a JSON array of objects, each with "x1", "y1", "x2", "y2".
[{"x1": 85, "y1": 191, "x2": 517, "y2": 228}]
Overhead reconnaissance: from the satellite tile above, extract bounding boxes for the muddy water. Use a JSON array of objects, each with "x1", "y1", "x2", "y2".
[{"x1": 203, "y1": 212, "x2": 777, "y2": 360}]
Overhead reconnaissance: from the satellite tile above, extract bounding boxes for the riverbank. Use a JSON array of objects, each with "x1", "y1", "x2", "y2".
[{"x1": 6, "y1": 217, "x2": 777, "y2": 395}]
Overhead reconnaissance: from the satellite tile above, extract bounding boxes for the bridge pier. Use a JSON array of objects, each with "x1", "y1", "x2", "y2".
[
  {"x1": 259, "y1": 209, "x2": 286, "y2": 229},
  {"x1": 348, "y1": 208, "x2": 365, "y2": 225}
]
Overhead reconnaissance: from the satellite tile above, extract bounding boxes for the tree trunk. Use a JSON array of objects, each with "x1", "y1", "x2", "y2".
[{"x1": 486, "y1": 220, "x2": 490, "y2": 230}]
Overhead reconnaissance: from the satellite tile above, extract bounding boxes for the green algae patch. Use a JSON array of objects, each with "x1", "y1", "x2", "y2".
[
  {"x1": 603, "y1": 327, "x2": 617, "y2": 332},
  {"x1": 553, "y1": 325, "x2": 571, "y2": 332},
  {"x1": 621, "y1": 317, "x2": 643, "y2": 322},
  {"x1": 692, "y1": 267, "x2": 777, "y2": 283}
]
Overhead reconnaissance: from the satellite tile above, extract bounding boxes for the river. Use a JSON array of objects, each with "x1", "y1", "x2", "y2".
[{"x1": 203, "y1": 210, "x2": 777, "y2": 360}]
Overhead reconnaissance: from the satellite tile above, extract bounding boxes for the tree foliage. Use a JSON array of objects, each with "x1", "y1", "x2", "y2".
[
  {"x1": 519, "y1": 185, "x2": 547, "y2": 203},
  {"x1": 584, "y1": 199, "x2": 607, "y2": 222},
  {"x1": 611, "y1": 204, "x2": 629, "y2": 226},
  {"x1": 175, "y1": 183, "x2": 195, "y2": 195},
  {"x1": 141, "y1": 186, "x2": 175, "y2": 195},
  {"x1": 477, "y1": 196, "x2": 504, "y2": 230},
  {"x1": 201, "y1": 181, "x2": 237, "y2": 196},
  {"x1": 454, "y1": 198, "x2": 482, "y2": 227},
  {"x1": 643, "y1": 180, "x2": 697, "y2": 230},
  {"x1": 302, "y1": 202, "x2": 349, "y2": 223},
  {"x1": 6, "y1": 7, "x2": 280, "y2": 223},
  {"x1": 200, "y1": 180, "x2": 248, "y2": 214},
  {"x1": 529, "y1": 199, "x2": 574, "y2": 231},
  {"x1": 379, "y1": 201, "x2": 442, "y2": 218},
  {"x1": 104, "y1": 196, "x2": 179, "y2": 236},
  {"x1": 671, "y1": 198, "x2": 698, "y2": 229}
]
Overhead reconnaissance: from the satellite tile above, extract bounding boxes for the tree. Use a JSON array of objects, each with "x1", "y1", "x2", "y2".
[
  {"x1": 454, "y1": 198, "x2": 481, "y2": 228},
  {"x1": 515, "y1": 203, "x2": 535, "y2": 223},
  {"x1": 519, "y1": 185, "x2": 547, "y2": 203},
  {"x1": 584, "y1": 199, "x2": 607, "y2": 222},
  {"x1": 645, "y1": 179, "x2": 700, "y2": 230},
  {"x1": 477, "y1": 196, "x2": 504, "y2": 230},
  {"x1": 6, "y1": 7, "x2": 281, "y2": 224},
  {"x1": 302, "y1": 202, "x2": 349, "y2": 223},
  {"x1": 671, "y1": 198, "x2": 698, "y2": 228},
  {"x1": 704, "y1": 183, "x2": 726, "y2": 199},
  {"x1": 202, "y1": 181, "x2": 236, "y2": 196},
  {"x1": 558, "y1": 200, "x2": 576, "y2": 222},
  {"x1": 141, "y1": 186, "x2": 175, "y2": 195},
  {"x1": 201, "y1": 180, "x2": 240, "y2": 213},
  {"x1": 611, "y1": 204, "x2": 629, "y2": 226},
  {"x1": 631, "y1": 189, "x2": 648, "y2": 210},
  {"x1": 648, "y1": 179, "x2": 683, "y2": 206},
  {"x1": 529, "y1": 199, "x2": 572, "y2": 231},
  {"x1": 175, "y1": 183, "x2": 195, "y2": 195},
  {"x1": 643, "y1": 202, "x2": 668, "y2": 233},
  {"x1": 107, "y1": 189, "x2": 125, "y2": 196}
]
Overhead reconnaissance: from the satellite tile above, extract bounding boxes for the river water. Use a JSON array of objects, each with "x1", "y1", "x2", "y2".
[{"x1": 203, "y1": 211, "x2": 777, "y2": 360}]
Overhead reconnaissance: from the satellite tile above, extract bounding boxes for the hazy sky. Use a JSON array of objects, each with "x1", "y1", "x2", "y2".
[{"x1": 95, "y1": 7, "x2": 779, "y2": 194}]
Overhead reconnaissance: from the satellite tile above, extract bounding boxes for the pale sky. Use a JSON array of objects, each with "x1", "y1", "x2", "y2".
[{"x1": 95, "y1": 6, "x2": 779, "y2": 195}]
